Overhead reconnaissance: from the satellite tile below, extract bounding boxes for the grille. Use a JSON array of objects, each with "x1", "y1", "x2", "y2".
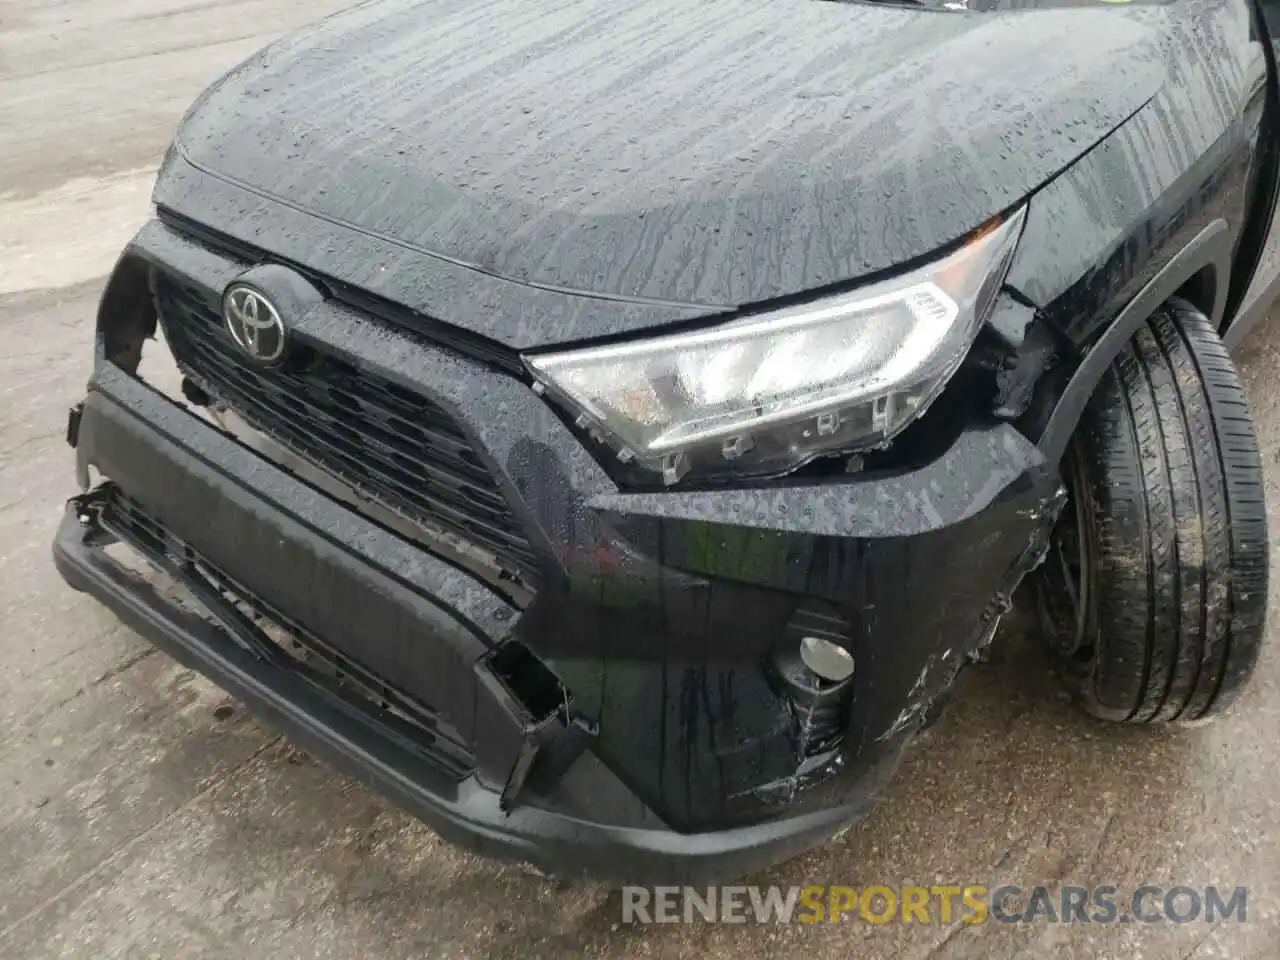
[
  {"x1": 101, "y1": 489, "x2": 477, "y2": 780},
  {"x1": 153, "y1": 273, "x2": 540, "y2": 585},
  {"x1": 156, "y1": 209, "x2": 525, "y2": 376}
]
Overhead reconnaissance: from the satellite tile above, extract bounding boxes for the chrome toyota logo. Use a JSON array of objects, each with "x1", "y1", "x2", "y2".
[{"x1": 223, "y1": 284, "x2": 286, "y2": 363}]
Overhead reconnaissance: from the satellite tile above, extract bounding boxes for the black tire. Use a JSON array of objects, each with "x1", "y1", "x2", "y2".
[{"x1": 1038, "y1": 300, "x2": 1268, "y2": 723}]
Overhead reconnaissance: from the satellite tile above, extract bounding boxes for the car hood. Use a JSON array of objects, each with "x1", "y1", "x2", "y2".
[{"x1": 164, "y1": 0, "x2": 1170, "y2": 324}]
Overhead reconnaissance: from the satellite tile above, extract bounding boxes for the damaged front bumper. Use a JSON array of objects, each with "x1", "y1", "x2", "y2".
[{"x1": 52, "y1": 224, "x2": 1066, "y2": 880}]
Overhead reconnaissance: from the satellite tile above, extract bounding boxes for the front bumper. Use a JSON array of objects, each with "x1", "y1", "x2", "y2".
[
  {"x1": 54, "y1": 220, "x2": 1065, "y2": 880},
  {"x1": 53, "y1": 495, "x2": 856, "y2": 883}
]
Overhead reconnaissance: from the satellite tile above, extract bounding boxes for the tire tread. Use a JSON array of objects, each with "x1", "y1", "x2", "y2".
[{"x1": 1042, "y1": 301, "x2": 1267, "y2": 723}]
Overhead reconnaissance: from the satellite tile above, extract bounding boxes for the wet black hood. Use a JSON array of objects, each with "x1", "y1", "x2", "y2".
[{"x1": 163, "y1": 0, "x2": 1174, "y2": 325}]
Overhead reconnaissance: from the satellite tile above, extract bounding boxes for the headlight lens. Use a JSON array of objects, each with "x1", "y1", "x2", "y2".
[{"x1": 526, "y1": 208, "x2": 1024, "y2": 484}]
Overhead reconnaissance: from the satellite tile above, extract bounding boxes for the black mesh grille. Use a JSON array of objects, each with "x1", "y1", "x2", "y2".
[
  {"x1": 101, "y1": 489, "x2": 477, "y2": 780},
  {"x1": 153, "y1": 273, "x2": 540, "y2": 585}
]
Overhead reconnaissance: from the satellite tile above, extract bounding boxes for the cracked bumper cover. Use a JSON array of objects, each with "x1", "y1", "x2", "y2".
[{"x1": 54, "y1": 264, "x2": 1064, "y2": 880}]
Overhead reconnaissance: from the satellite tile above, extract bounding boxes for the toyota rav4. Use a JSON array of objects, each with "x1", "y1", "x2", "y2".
[{"x1": 54, "y1": 0, "x2": 1280, "y2": 880}]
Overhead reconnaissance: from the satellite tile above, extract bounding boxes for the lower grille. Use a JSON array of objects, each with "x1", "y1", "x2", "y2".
[
  {"x1": 101, "y1": 488, "x2": 477, "y2": 781},
  {"x1": 153, "y1": 272, "x2": 540, "y2": 586}
]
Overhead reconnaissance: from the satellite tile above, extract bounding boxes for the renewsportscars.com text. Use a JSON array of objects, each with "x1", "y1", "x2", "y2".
[{"x1": 620, "y1": 885, "x2": 1247, "y2": 925}]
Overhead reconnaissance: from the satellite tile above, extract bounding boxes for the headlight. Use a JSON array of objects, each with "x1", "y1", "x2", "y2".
[{"x1": 526, "y1": 208, "x2": 1025, "y2": 484}]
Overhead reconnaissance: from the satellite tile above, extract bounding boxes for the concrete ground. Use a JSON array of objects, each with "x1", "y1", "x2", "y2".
[{"x1": 3, "y1": 1, "x2": 1280, "y2": 956}]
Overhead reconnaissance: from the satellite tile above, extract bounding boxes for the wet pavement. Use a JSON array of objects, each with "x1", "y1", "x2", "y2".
[{"x1": 2, "y1": 1, "x2": 1279, "y2": 957}]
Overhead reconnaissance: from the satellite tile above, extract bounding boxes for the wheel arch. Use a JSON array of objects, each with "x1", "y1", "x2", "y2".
[{"x1": 1034, "y1": 218, "x2": 1233, "y2": 465}]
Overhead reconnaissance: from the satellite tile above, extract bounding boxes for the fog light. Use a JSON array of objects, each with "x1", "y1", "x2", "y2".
[{"x1": 799, "y1": 636, "x2": 856, "y2": 683}]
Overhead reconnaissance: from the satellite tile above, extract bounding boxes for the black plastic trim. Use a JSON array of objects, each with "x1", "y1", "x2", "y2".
[
  {"x1": 52, "y1": 506, "x2": 862, "y2": 882},
  {"x1": 1038, "y1": 218, "x2": 1233, "y2": 463}
]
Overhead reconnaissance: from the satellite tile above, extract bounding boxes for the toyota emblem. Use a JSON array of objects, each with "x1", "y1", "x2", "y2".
[{"x1": 223, "y1": 284, "x2": 286, "y2": 363}]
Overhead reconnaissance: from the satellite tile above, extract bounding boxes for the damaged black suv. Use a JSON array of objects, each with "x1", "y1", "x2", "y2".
[{"x1": 54, "y1": 0, "x2": 1280, "y2": 880}]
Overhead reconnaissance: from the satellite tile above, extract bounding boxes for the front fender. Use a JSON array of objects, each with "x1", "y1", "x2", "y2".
[{"x1": 1000, "y1": 0, "x2": 1268, "y2": 463}]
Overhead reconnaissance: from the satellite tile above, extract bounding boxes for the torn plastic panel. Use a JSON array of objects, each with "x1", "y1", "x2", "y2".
[
  {"x1": 68, "y1": 478, "x2": 601, "y2": 816},
  {"x1": 97, "y1": 253, "x2": 157, "y2": 374},
  {"x1": 981, "y1": 294, "x2": 1066, "y2": 422},
  {"x1": 483, "y1": 641, "x2": 598, "y2": 811}
]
